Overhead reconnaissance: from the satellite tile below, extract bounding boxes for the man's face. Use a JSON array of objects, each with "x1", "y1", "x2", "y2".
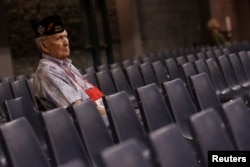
[{"x1": 45, "y1": 30, "x2": 70, "y2": 60}]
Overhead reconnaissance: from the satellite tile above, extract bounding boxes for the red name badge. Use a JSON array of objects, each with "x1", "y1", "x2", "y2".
[{"x1": 85, "y1": 86, "x2": 104, "y2": 102}]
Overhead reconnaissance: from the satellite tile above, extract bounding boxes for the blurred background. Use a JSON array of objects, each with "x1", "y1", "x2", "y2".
[{"x1": 0, "y1": 0, "x2": 249, "y2": 77}]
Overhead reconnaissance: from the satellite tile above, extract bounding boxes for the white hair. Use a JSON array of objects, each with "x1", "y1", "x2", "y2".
[{"x1": 35, "y1": 36, "x2": 49, "y2": 52}]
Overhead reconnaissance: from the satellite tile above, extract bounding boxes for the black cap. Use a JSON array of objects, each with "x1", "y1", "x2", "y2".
[{"x1": 30, "y1": 14, "x2": 65, "y2": 38}]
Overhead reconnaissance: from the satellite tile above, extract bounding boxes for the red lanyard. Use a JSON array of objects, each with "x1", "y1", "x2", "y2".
[
  {"x1": 63, "y1": 68, "x2": 91, "y2": 91},
  {"x1": 63, "y1": 68, "x2": 104, "y2": 102}
]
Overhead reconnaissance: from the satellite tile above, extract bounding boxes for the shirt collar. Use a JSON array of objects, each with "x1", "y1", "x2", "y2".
[{"x1": 42, "y1": 53, "x2": 72, "y2": 68}]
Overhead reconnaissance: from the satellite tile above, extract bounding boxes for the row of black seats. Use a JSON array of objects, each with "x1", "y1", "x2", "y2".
[
  {"x1": 0, "y1": 75, "x2": 250, "y2": 167},
  {"x1": 0, "y1": 40, "x2": 250, "y2": 167}
]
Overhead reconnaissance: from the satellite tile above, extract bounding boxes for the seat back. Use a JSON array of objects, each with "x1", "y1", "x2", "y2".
[
  {"x1": 238, "y1": 51, "x2": 250, "y2": 81},
  {"x1": 3, "y1": 96, "x2": 48, "y2": 157},
  {"x1": 0, "y1": 82, "x2": 14, "y2": 119},
  {"x1": 217, "y1": 55, "x2": 241, "y2": 90},
  {"x1": 162, "y1": 79, "x2": 197, "y2": 139},
  {"x1": 165, "y1": 58, "x2": 184, "y2": 81},
  {"x1": 176, "y1": 56, "x2": 187, "y2": 65},
  {"x1": 122, "y1": 59, "x2": 132, "y2": 68},
  {"x1": 97, "y1": 64, "x2": 109, "y2": 72},
  {"x1": 151, "y1": 61, "x2": 169, "y2": 85},
  {"x1": 103, "y1": 91, "x2": 145, "y2": 143},
  {"x1": 206, "y1": 58, "x2": 230, "y2": 93},
  {"x1": 194, "y1": 59, "x2": 212, "y2": 79},
  {"x1": 124, "y1": 65, "x2": 145, "y2": 94},
  {"x1": 228, "y1": 53, "x2": 249, "y2": 85},
  {"x1": 109, "y1": 62, "x2": 121, "y2": 70},
  {"x1": 84, "y1": 66, "x2": 96, "y2": 74},
  {"x1": 181, "y1": 62, "x2": 197, "y2": 88},
  {"x1": 0, "y1": 118, "x2": 50, "y2": 167},
  {"x1": 190, "y1": 108, "x2": 234, "y2": 167},
  {"x1": 41, "y1": 107, "x2": 90, "y2": 167},
  {"x1": 139, "y1": 62, "x2": 159, "y2": 86},
  {"x1": 68, "y1": 99, "x2": 114, "y2": 167},
  {"x1": 196, "y1": 52, "x2": 206, "y2": 59},
  {"x1": 100, "y1": 138, "x2": 153, "y2": 167},
  {"x1": 150, "y1": 124, "x2": 199, "y2": 167},
  {"x1": 10, "y1": 79, "x2": 38, "y2": 109},
  {"x1": 83, "y1": 72, "x2": 99, "y2": 87},
  {"x1": 205, "y1": 50, "x2": 216, "y2": 59},
  {"x1": 96, "y1": 71, "x2": 117, "y2": 95},
  {"x1": 111, "y1": 68, "x2": 134, "y2": 97},
  {"x1": 186, "y1": 54, "x2": 197, "y2": 62},
  {"x1": 213, "y1": 48, "x2": 223, "y2": 57},
  {"x1": 135, "y1": 83, "x2": 172, "y2": 132},
  {"x1": 223, "y1": 98, "x2": 250, "y2": 150},
  {"x1": 190, "y1": 73, "x2": 222, "y2": 111}
]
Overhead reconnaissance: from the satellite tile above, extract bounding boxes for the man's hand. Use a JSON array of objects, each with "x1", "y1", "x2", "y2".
[{"x1": 97, "y1": 105, "x2": 106, "y2": 115}]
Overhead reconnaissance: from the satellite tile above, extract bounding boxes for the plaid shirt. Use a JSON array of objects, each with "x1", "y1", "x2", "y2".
[{"x1": 34, "y1": 54, "x2": 93, "y2": 110}]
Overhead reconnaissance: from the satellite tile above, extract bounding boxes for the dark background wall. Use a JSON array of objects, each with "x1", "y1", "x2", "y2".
[{"x1": 0, "y1": 0, "x2": 249, "y2": 76}]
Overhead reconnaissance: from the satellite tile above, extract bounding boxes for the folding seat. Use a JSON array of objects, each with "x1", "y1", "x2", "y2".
[
  {"x1": 206, "y1": 58, "x2": 245, "y2": 102},
  {"x1": 109, "y1": 62, "x2": 121, "y2": 70},
  {"x1": 205, "y1": 50, "x2": 216, "y2": 59},
  {"x1": 217, "y1": 55, "x2": 249, "y2": 92},
  {"x1": 196, "y1": 52, "x2": 206, "y2": 60},
  {"x1": 190, "y1": 108, "x2": 235, "y2": 167},
  {"x1": 222, "y1": 98, "x2": 250, "y2": 150},
  {"x1": 150, "y1": 124, "x2": 200, "y2": 167},
  {"x1": 189, "y1": 73, "x2": 229, "y2": 122},
  {"x1": 213, "y1": 48, "x2": 223, "y2": 57},
  {"x1": 100, "y1": 138, "x2": 154, "y2": 167},
  {"x1": 122, "y1": 59, "x2": 132, "y2": 68},
  {"x1": 3, "y1": 96, "x2": 49, "y2": 158},
  {"x1": 238, "y1": 51, "x2": 250, "y2": 81},
  {"x1": 26, "y1": 78, "x2": 46, "y2": 111},
  {"x1": 84, "y1": 66, "x2": 96, "y2": 74},
  {"x1": 68, "y1": 99, "x2": 114, "y2": 167},
  {"x1": 10, "y1": 79, "x2": 38, "y2": 110},
  {"x1": 0, "y1": 82, "x2": 14, "y2": 120},
  {"x1": 124, "y1": 65, "x2": 145, "y2": 94},
  {"x1": 135, "y1": 83, "x2": 173, "y2": 133},
  {"x1": 228, "y1": 53, "x2": 250, "y2": 88},
  {"x1": 165, "y1": 58, "x2": 185, "y2": 81},
  {"x1": 175, "y1": 56, "x2": 187, "y2": 65},
  {"x1": 96, "y1": 70, "x2": 117, "y2": 95},
  {"x1": 180, "y1": 62, "x2": 197, "y2": 90},
  {"x1": 139, "y1": 62, "x2": 159, "y2": 87},
  {"x1": 0, "y1": 118, "x2": 50, "y2": 167},
  {"x1": 132, "y1": 57, "x2": 142, "y2": 66},
  {"x1": 194, "y1": 59, "x2": 212, "y2": 80},
  {"x1": 83, "y1": 72, "x2": 99, "y2": 87},
  {"x1": 41, "y1": 107, "x2": 91, "y2": 167},
  {"x1": 26, "y1": 78, "x2": 35, "y2": 97},
  {"x1": 110, "y1": 68, "x2": 136, "y2": 105},
  {"x1": 186, "y1": 54, "x2": 197, "y2": 62},
  {"x1": 141, "y1": 56, "x2": 152, "y2": 63},
  {"x1": 222, "y1": 47, "x2": 231, "y2": 55},
  {"x1": 151, "y1": 61, "x2": 169, "y2": 86},
  {"x1": 162, "y1": 78, "x2": 198, "y2": 139},
  {"x1": 103, "y1": 91, "x2": 145, "y2": 143},
  {"x1": 97, "y1": 64, "x2": 109, "y2": 72}
]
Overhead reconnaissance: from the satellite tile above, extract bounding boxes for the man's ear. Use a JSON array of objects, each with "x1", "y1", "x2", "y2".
[{"x1": 40, "y1": 41, "x2": 50, "y2": 53}]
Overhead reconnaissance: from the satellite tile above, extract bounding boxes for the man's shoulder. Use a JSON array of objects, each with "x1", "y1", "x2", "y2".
[{"x1": 36, "y1": 59, "x2": 64, "y2": 78}]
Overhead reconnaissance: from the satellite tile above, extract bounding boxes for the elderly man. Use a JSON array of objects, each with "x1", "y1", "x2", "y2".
[{"x1": 31, "y1": 14, "x2": 106, "y2": 115}]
